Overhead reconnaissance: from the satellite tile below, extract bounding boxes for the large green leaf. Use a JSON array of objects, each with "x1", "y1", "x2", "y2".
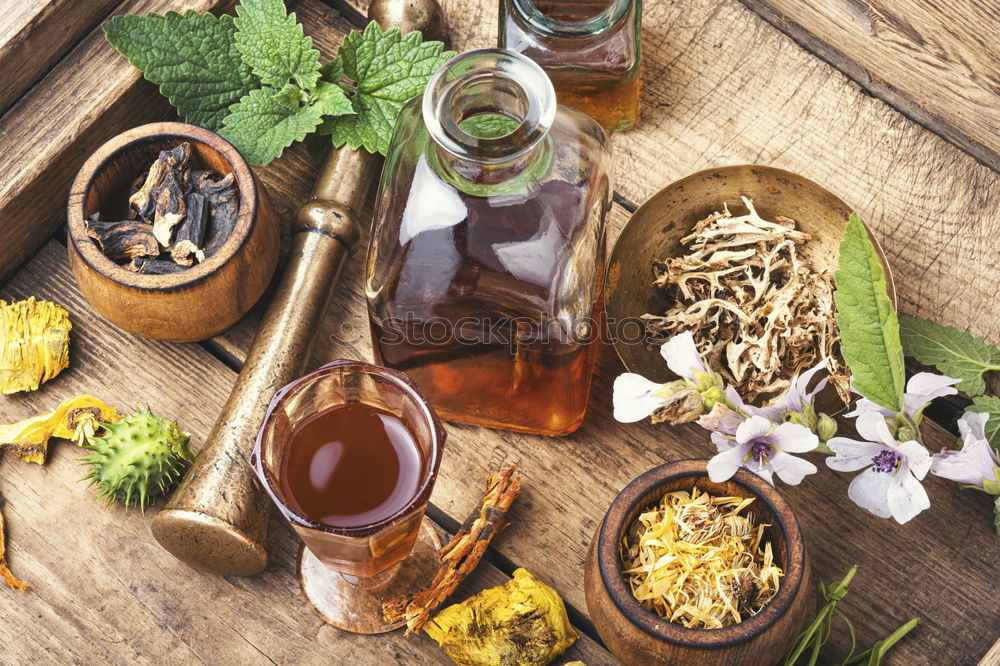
[{"x1": 834, "y1": 213, "x2": 906, "y2": 412}]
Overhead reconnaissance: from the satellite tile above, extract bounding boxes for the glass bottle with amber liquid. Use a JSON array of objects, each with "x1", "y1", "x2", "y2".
[
  {"x1": 499, "y1": 0, "x2": 642, "y2": 132},
  {"x1": 366, "y1": 49, "x2": 613, "y2": 436}
]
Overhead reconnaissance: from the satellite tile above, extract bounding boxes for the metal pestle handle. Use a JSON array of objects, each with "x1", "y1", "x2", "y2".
[
  {"x1": 150, "y1": 148, "x2": 376, "y2": 575},
  {"x1": 149, "y1": 0, "x2": 448, "y2": 577}
]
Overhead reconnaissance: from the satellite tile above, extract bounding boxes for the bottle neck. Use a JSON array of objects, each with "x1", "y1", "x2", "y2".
[
  {"x1": 423, "y1": 49, "x2": 556, "y2": 190},
  {"x1": 508, "y1": 0, "x2": 633, "y2": 38}
]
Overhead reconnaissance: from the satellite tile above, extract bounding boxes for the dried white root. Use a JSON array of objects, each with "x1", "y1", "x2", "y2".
[{"x1": 643, "y1": 197, "x2": 850, "y2": 405}]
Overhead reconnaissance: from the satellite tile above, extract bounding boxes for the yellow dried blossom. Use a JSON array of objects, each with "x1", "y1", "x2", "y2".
[
  {"x1": 0, "y1": 298, "x2": 71, "y2": 394},
  {"x1": 0, "y1": 395, "x2": 119, "y2": 464},
  {"x1": 620, "y1": 487, "x2": 783, "y2": 629}
]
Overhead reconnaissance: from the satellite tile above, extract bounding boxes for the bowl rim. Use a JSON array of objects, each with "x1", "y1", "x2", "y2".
[
  {"x1": 596, "y1": 459, "x2": 807, "y2": 648},
  {"x1": 66, "y1": 121, "x2": 259, "y2": 291},
  {"x1": 604, "y1": 163, "x2": 897, "y2": 385}
]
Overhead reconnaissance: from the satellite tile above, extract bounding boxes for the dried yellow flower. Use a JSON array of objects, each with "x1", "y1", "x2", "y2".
[
  {"x1": 424, "y1": 568, "x2": 577, "y2": 666},
  {"x1": 620, "y1": 487, "x2": 783, "y2": 629},
  {"x1": 0, "y1": 298, "x2": 71, "y2": 395},
  {"x1": 0, "y1": 395, "x2": 119, "y2": 464}
]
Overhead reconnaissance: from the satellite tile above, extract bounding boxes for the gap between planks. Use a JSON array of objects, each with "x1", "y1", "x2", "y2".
[{"x1": 0, "y1": 241, "x2": 615, "y2": 665}]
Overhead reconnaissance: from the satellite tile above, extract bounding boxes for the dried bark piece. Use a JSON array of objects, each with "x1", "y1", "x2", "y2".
[
  {"x1": 0, "y1": 503, "x2": 29, "y2": 591},
  {"x1": 85, "y1": 214, "x2": 159, "y2": 261},
  {"x1": 384, "y1": 465, "x2": 522, "y2": 634},
  {"x1": 171, "y1": 192, "x2": 208, "y2": 266},
  {"x1": 129, "y1": 142, "x2": 191, "y2": 220},
  {"x1": 0, "y1": 395, "x2": 119, "y2": 464},
  {"x1": 152, "y1": 169, "x2": 187, "y2": 248},
  {"x1": 194, "y1": 172, "x2": 239, "y2": 257},
  {"x1": 133, "y1": 257, "x2": 186, "y2": 275},
  {"x1": 643, "y1": 197, "x2": 850, "y2": 405},
  {"x1": 0, "y1": 298, "x2": 71, "y2": 395}
]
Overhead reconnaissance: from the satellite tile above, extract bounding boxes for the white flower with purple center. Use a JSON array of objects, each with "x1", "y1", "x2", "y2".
[
  {"x1": 846, "y1": 372, "x2": 959, "y2": 419},
  {"x1": 707, "y1": 415, "x2": 819, "y2": 485},
  {"x1": 826, "y1": 411, "x2": 932, "y2": 524},
  {"x1": 931, "y1": 412, "x2": 1000, "y2": 491}
]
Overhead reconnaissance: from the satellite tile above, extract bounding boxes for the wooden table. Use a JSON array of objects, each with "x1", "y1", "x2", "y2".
[{"x1": 1, "y1": 0, "x2": 998, "y2": 663}]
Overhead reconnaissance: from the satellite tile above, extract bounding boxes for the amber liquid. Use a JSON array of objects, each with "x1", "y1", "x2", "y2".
[
  {"x1": 370, "y1": 179, "x2": 604, "y2": 436},
  {"x1": 279, "y1": 404, "x2": 424, "y2": 529},
  {"x1": 509, "y1": 0, "x2": 640, "y2": 131}
]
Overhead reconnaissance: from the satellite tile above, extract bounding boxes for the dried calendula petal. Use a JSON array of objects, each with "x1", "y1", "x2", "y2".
[
  {"x1": 0, "y1": 503, "x2": 29, "y2": 591},
  {"x1": 0, "y1": 298, "x2": 71, "y2": 395},
  {"x1": 620, "y1": 487, "x2": 783, "y2": 629},
  {"x1": 424, "y1": 568, "x2": 577, "y2": 666},
  {"x1": 0, "y1": 395, "x2": 119, "y2": 464}
]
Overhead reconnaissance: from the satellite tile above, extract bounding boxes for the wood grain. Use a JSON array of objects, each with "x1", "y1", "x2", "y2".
[
  {"x1": 736, "y1": 0, "x2": 1000, "y2": 174},
  {"x1": 213, "y1": 2, "x2": 1000, "y2": 662},
  {"x1": 0, "y1": 0, "x2": 237, "y2": 287},
  {"x1": 375, "y1": 0, "x2": 1000, "y2": 353},
  {"x1": 0, "y1": 0, "x2": 120, "y2": 116},
  {"x1": 0, "y1": 242, "x2": 613, "y2": 666}
]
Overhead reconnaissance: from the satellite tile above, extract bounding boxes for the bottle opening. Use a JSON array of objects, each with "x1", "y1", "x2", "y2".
[
  {"x1": 512, "y1": 0, "x2": 632, "y2": 37},
  {"x1": 423, "y1": 49, "x2": 556, "y2": 163}
]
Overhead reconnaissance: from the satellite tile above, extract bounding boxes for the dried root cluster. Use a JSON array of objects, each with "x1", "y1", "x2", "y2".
[{"x1": 643, "y1": 197, "x2": 849, "y2": 405}]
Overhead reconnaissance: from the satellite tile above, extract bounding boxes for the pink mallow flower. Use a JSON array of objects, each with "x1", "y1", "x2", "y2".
[
  {"x1": 707, "y1": 415, "x2": 819, "y2": 485},
  {"x1": 826, "y1": 411, "x2": 932, "y2": 524},
  {"x1": 931, "y1": 412, "x2": 1000, "y2": 490}
]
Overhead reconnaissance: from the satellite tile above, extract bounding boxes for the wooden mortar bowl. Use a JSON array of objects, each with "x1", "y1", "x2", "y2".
[
  {"x1": 67, "y1": 122, "x2": 278, "y2": 342},
  {"x1": 585, "y1": 460, "x2": 811, "y2": 665},
  {"x1": 605, "y1": 164, "x2": 896, "y2": 415}
]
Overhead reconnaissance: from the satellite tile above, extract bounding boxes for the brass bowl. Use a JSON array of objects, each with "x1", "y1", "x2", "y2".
[
  {"x1": 67, "y1": 122, "x2": 279, "y2": 343},
  {"x1": 605, "y1": 164, "x2": 895, "y2": 408},
  {"x1": 584, "y1": 459, "x2": 811, "y2": 665}
]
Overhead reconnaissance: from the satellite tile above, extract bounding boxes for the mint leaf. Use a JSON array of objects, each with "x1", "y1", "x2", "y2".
[
  {"x1": 834, "y1": 213, "x2": 906, "y2": 412},
  {"x1": 968, "y1": 396, "x2": 1000, "y2": 450},
  {"x1": 221, "y1": 87, "x2": 326, "y2": 165},
  {"x1": 103, "y1": 11, "x2": 258, "y2": 132},
  {"x1": 312, "y1": 80, "x2": 355, "y2": 118},
  {"x1": 459, "y1": 113, "x2": 522, "y2": 139},
  {"x1": 900, "y1": 315, "x2": 1000, "y2": 397},
  {"x1": 318, "y1": 23, "x2": 454, "y2": 155},
  {"x1": 234, "y1": 0, "x2": 320, "y2": 90}
]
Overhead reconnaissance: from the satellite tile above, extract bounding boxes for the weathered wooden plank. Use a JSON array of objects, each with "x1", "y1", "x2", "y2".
[
  {"x1": 0, "y1": 242, "x2": 613, "y2": 665},
  {"x1": 0, "y1": 0, "x2": 121, "y2": 116},
  {"x1": 736, "y1": 0, "x2": 1000, "y2": 174},
  {"x1": 0, "y1": 0, "x2": 238, "y2": 287},
  {"x1": 210, "y1": 2, "x2": 1000, "y2": 662}
]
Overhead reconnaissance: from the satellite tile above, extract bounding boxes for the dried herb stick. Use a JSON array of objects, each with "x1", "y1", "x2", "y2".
[{"x1": 383, "y1": 465, "x2": 523, "y2": 634}]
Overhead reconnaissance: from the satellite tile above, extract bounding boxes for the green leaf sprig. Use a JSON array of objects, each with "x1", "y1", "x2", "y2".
[
  {"x1": 103, "y1": 0, "x2": 454, "y2": 164},
  {"x1": 833, "y1": 213, "x2": 906, "y2": 413},
  {"x1": 900, "y1": 315, "x2": 1000, "y2": 398},
  {"x1": 782, "y1": 566, "x2": 918, "y2": 666}
]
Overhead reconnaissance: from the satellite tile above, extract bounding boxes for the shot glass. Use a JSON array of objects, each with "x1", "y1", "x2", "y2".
[{"x1": 252, "y1": 360, "x2": 445, "y2": 633}]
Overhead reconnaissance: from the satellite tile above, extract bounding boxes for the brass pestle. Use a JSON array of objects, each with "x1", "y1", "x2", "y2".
[{"x1": 149, "y1": 0, "x2": 448, "y2": 576}]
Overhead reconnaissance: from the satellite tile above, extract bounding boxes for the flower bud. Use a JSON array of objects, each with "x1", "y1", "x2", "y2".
[
  {"x1": 650, "y1": 389, "x2": 705, "y2": 424},
  {"x1": 816, "y1": 413, "x2": 837, "y2": 441}
]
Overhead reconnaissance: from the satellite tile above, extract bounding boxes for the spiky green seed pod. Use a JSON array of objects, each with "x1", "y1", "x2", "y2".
[{"x1": 78, "y1": 407, "x2": 194, "y2": 512}]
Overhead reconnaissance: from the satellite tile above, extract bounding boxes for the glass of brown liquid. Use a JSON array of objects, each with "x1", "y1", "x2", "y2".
[{"x1": 252, "y1": 360, "x2": 445, "y2": 634}]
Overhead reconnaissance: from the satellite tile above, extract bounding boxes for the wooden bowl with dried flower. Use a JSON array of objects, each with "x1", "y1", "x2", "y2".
[
  {"x1": 605, "y1": 165, "x2": 895, "y2": 414},
  {"x1": 67, "y1": 122, "x2": 278, "y2": 342},
  {"x1": 584, "y1": 459, "x2": 811, "y2": 665}
]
